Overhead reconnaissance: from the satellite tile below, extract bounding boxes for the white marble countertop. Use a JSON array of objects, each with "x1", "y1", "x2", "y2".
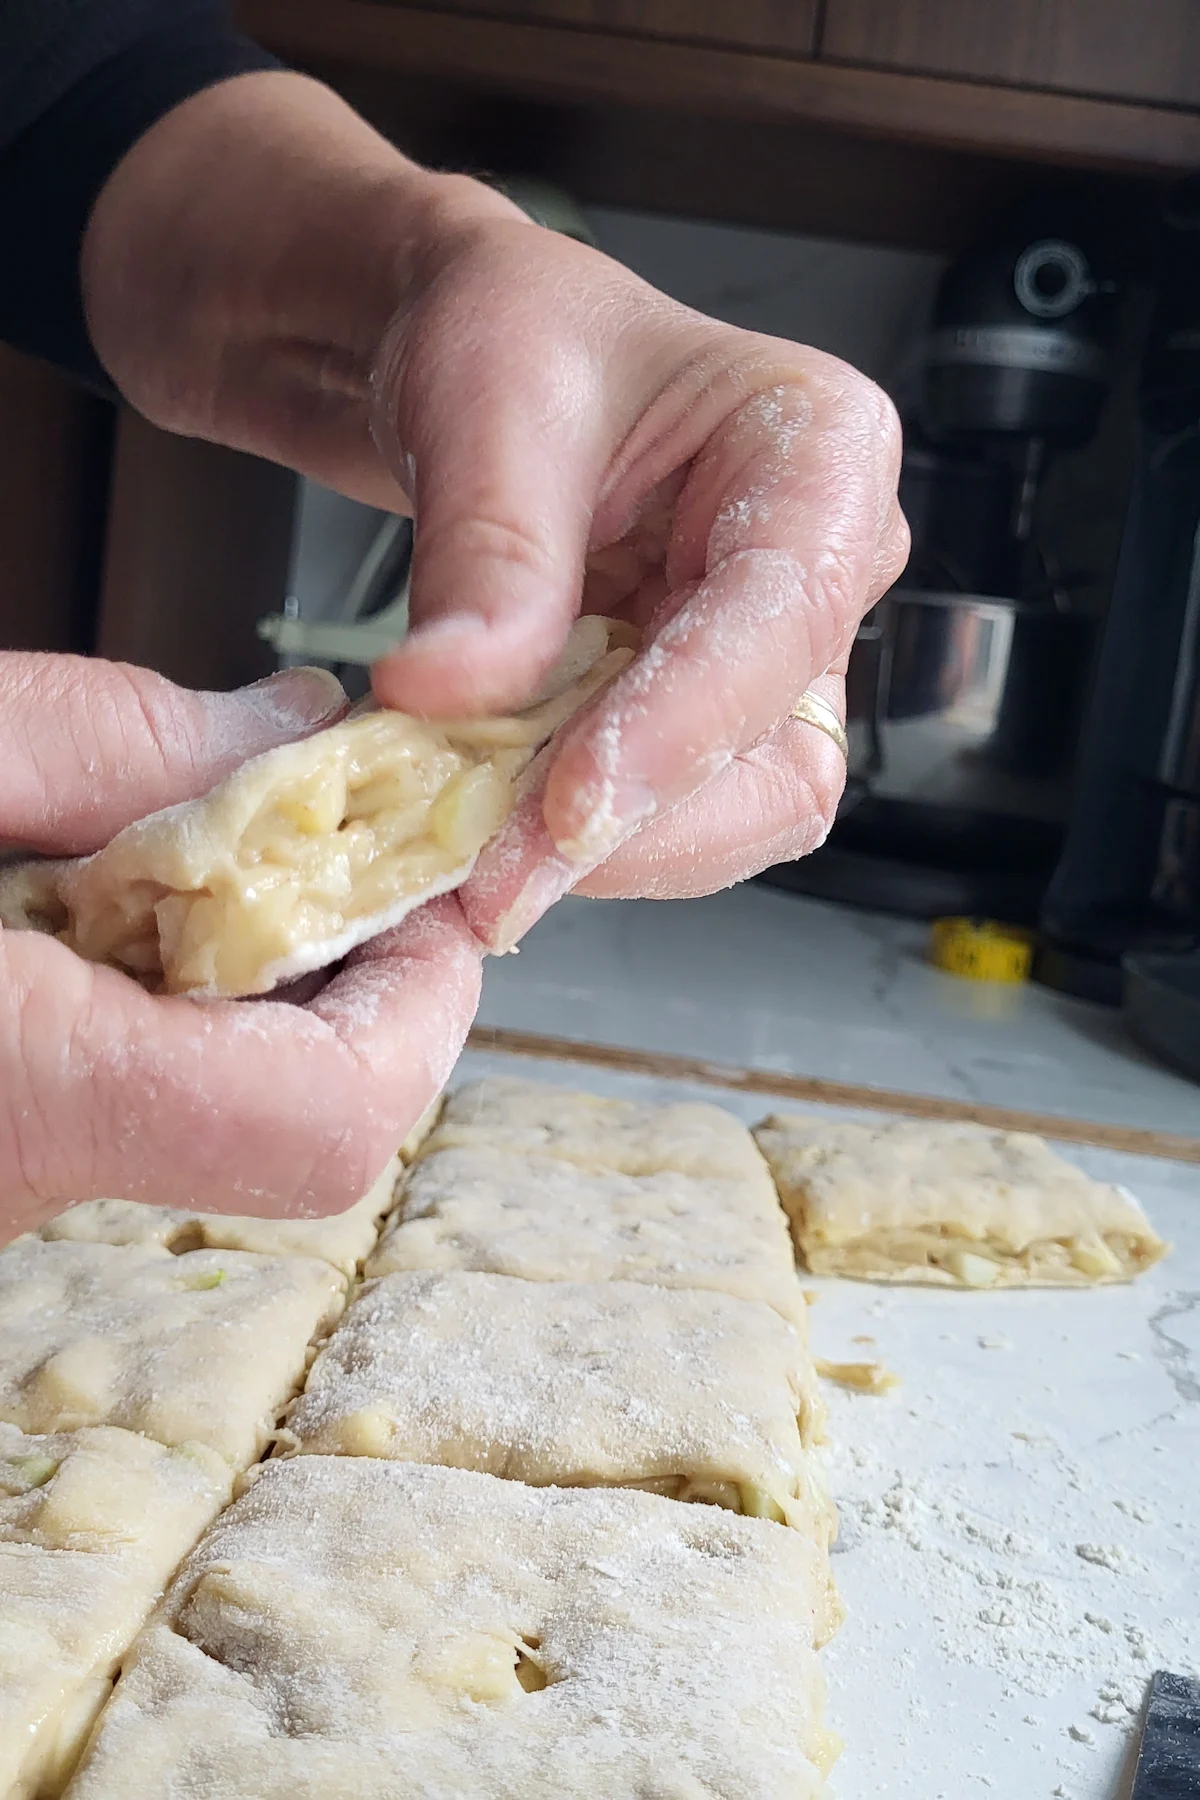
[
  {"x1": 453, "y1": 1043, "x2": 1199, "y2": 1800},
  {"x1": 479, "y1": 887, "x2": 1199, "y2": 1139},
  {"x1": 468, "y1": 887, "x2": 1199, "y2": 1798}
]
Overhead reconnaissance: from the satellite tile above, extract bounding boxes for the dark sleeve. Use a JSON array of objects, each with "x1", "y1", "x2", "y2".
[{"x1": 0, "y1": 0, "x2": 280, "y2": 393}]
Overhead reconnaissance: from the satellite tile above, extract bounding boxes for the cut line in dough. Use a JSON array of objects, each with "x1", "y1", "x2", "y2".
[
  {"x1": 754, "y1": 1113, "x2": 1169, "y2": 1287},
  {"x1": 0, "y1": 619, "x2": 635, "y2": 998},
  {"x1": 0, "y1": 1422, "x2": 229, "y2": 1800},
  {"x1": 367, "y1": 1143, "x2": 810, "y2": 1330},
  {"x1": 0, "y1": 1237, "x2": 346, "y2": 1468},
  {"x1": 278, "y1": 1269, "x2": 839, "y2": 1638},
  {"x1": 65, "y1": 1457, "x2": 838, "y2": 1798}
]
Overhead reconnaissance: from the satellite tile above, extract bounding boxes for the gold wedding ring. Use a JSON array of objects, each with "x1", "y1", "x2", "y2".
[{"x1": 789, "y1": 689, "x2": 848, "y2": 759}]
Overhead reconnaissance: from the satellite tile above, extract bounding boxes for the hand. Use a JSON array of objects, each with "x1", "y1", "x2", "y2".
[
  {"x1": 0, "y1": 658, "x2": 481, "y2": 1243},
  {"x1": 368, "y1": 219, "x2": 906, "y2": 947},
  {"x1": 82, "y1": 70, "x2": 906, "y2": 953}
]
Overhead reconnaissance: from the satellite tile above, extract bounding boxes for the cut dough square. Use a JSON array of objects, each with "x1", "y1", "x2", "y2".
[
  {"x1": 366, "y1": 1144, "x2": 809, "y2": 1329},
  {"x1": 423, "y1": 1075, "x2": 777, "y2": 1188},
  {"x1": 66, "y1": 1457, "x2": 836, "y2": 1799},
  {"x1": 753, "y1": 1113, "x2": 1169, "y2": 1287},
  {"x1": 0, "y1": 620, "x2": 633, "y2": 998},
  {"x1": 39, "y1": 1154, "x2": 403, "y2": 1280},
  {"x1": 280, "y1": 1270, "x2": 838, "y2": 1636},
  {"x1": 0, "y1": 1237, "x2": 346, "y2": 1467},
  {"x1": 0, "y1": 1422, "x2": 229, "y2": 1800}
]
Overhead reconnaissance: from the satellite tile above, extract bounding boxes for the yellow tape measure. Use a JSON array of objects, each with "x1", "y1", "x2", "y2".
[{"x1": 929, "y1": 917, "x2": 1034, "y2": 984}]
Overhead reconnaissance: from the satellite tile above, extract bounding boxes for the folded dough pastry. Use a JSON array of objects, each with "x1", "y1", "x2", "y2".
[
  {"x1": 0, "y1": 1237, "x2": 345, "y2": 1467},
  {"x1": 753, "y1": 1113, "x2": 1169, "y2": 1287},
  {"x1": 367, "y1": 1144, "x2": 809, "y2": 1330},
  {"x1": 66, "y1": 1458, "x2": 836, "y2": 1798},
  {"x1": 280, "y1": 1270, "x2": 837, "y2": 1633},
  {"x1": 0, "y1": 1422, "x2": 228, "y2": 1800},
  {"x1": 0, "y1": 619, "x2": 634, "y2": 998},
  {"x1": 39, "y1": 1154, "x2": 403, "y2": 1280},
  {"x1": 422, "y1": 1075, "x2": 777, "y2": 1189}
]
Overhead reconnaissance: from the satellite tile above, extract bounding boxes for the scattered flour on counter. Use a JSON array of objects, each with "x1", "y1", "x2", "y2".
[{"x1": 826, "y1": 1386, "x2": 1198, "y2": 1734}]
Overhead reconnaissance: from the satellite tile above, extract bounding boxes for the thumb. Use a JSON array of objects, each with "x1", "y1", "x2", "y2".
[
  {"x1": 368, "y1": 274, "x2": 606, "y2": 719},
  {"x1": 2, "y1": 655, "x2": 346, "y2": 855}
]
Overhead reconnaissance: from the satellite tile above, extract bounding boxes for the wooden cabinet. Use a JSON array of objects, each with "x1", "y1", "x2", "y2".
[
  {"x1": 96, "y1": 413, "x2": 293, "y2": 692},
  {"x1": 822, "y1": 0, "x2": 1200, "y2": 110},
  {"x1": 0, "y1": 348, "x2": 111, "y2": 654},
  {"x1": 392, "y1": 0, "x2": 818, "y2": 56},
  {"x1": 240, "y1": 0, "x2": 1200, "y2": 179}
]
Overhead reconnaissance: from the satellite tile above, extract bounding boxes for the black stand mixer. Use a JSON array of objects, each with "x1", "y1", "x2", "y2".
[
  {"x1": 761, "y1": 232, "x2": 1120, "y2": 924},
  {"x1": 1039, "y1": 180, "x2": 1200, "y2": 1016}
]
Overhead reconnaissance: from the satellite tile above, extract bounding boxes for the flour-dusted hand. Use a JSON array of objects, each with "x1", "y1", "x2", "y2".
[
  {"x1": 80, "y1": 72, "x2": 907, "y2": 954},
  {"x1": 364, "y1": 219, "x2": 906, "y2": 946},
  {"x1": 366, "y1": 230, "x2": 907, "y2": 945},
  {"x1": 0, "y1": 657, "x2": 482, "y2": 1242}
]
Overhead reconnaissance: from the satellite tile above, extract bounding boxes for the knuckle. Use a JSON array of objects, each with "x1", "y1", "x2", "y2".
[
  {"x1": 87, "y1": 662, "x2": 198, "y2": 792},
  {"x1": 419, "y1": 510, "x2": 561, "y2": 593}
]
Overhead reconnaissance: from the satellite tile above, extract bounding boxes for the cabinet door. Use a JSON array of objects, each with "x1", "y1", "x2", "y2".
[
  {"x1": 0, "y1": 348, "x2": 111, "y2": 653},
  {"x1": 96, "y1": 413, "x2": 294, "y2": 691},
  {"x1": 822, "y1": 0, "x2": 1200, "y2": 109},
  {"x1": 377, "y1": 0, "x2": 818, "y2": 56}
]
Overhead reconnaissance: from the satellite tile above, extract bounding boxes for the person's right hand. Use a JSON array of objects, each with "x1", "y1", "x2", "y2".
[{"x1": 0, "y1": 655, "x2": 483, "y2": 1246}]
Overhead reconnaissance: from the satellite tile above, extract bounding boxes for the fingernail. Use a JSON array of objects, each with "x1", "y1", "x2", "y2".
[
  {"x1": 551, "y1": 780, "x2": 657, "y2": 865},
  {"x1": 243, "y1": 667, "x2": 347, "y2": 731},
  {"x1": 488, "y1": 856, "x2": 580, "y2": 954}
]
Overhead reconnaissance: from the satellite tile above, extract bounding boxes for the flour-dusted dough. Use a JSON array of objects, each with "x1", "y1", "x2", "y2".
[
  {"x1": 280, "y1": 1271, "x2": 838, "y2": 1634},
  {"x1": 423, "y1": 1075, "x2": 778, "y2": 1189},
  {"x1": 0, "y1": 621, "x2": 634, "y2": 998},
  {"x1": 753, "y1": 1113, "x2": 1169, "y2": 1287},
  {"x1": 65, "y1": 1457, "x2": 837, "y2": 1798},
  {"x1": 399, "y1": 1092, "x2": 446, "y2": 1164},
  {"x1": 367, "y1": 1145, "x2": 809, "y2": 1329},
  {"x1": 0, "y1": 1237, "x2": 345, "y2": 1466},
  {"x1": 40, "y1": 1155, "x2": 403, "y2": 1280},
  {"x1": 0, "y1": 1423, "x2": 229, "y2": 1800}
]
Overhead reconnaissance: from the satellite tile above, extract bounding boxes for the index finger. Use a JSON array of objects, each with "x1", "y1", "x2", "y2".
[{"x1": 542, "y1": 363, "x2": 906, "y2": 864}]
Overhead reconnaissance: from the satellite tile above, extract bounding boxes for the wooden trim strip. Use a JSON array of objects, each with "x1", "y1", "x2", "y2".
[
  {"x1": 467, "y1": 1026, "x2": 1200, "y2": 1165},
  {"x1": 237, "y1": 0, "x2": 1200, "y2": 174}
]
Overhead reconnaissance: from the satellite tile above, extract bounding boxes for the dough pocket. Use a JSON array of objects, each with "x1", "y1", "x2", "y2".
[
  {"x1": 64, "y1": 1459, "x2": 835, "y2": 1798},
  {"x1": 753, "y1": 1114, "x2": 1168, "y2": 1288},
  {"x1": 0, "y1": 617, "x2": 635, "y2": 998}
]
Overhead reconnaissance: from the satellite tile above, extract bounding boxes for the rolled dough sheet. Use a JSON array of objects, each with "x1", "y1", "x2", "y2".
[
  {"x1": 366, "y1": 1145, "x2": 809, "y2": 1330},
  {"x1": 39, "y1": 1155, "x2": 403, "y2": 1280},
  {"x1": 0, "y1": 1422, "x2": 229, "y2": 1800},
  {"x1": 753, "y1": 1113, "x2": 1169, "y2": 1287},
  {"x1": 0, "y1": 620, "x2": 633, "y2": 998},
  {"x1": 65, "y1": 1457, "x2": 836, "y2": 1799},
  {"x1": 423, "y1": 1075, "x2": 778, "y2": 1189},
  {"x1": 0, "y1": 1237, "x2": 345, "y2": 1467},
  {"x1": 280, "y1": 1270, "x2": 838, "y2": 1636}
]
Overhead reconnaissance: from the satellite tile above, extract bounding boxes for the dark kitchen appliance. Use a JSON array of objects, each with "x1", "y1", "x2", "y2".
[
  {"x1": 761, "y1": 233, "x2": 1120, "y2": 923},
  {"x1": 1127, "y1": 1671, "x2": 1200, "y2": 1800},
  {"x1": 1038, "y1": 180, "x2": 1200, "y2": 1003}
]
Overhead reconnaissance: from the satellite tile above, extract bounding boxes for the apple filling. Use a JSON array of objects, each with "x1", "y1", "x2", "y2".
[{"x1": 0, "y1": 619, "x2": 635, "y2": 997}]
